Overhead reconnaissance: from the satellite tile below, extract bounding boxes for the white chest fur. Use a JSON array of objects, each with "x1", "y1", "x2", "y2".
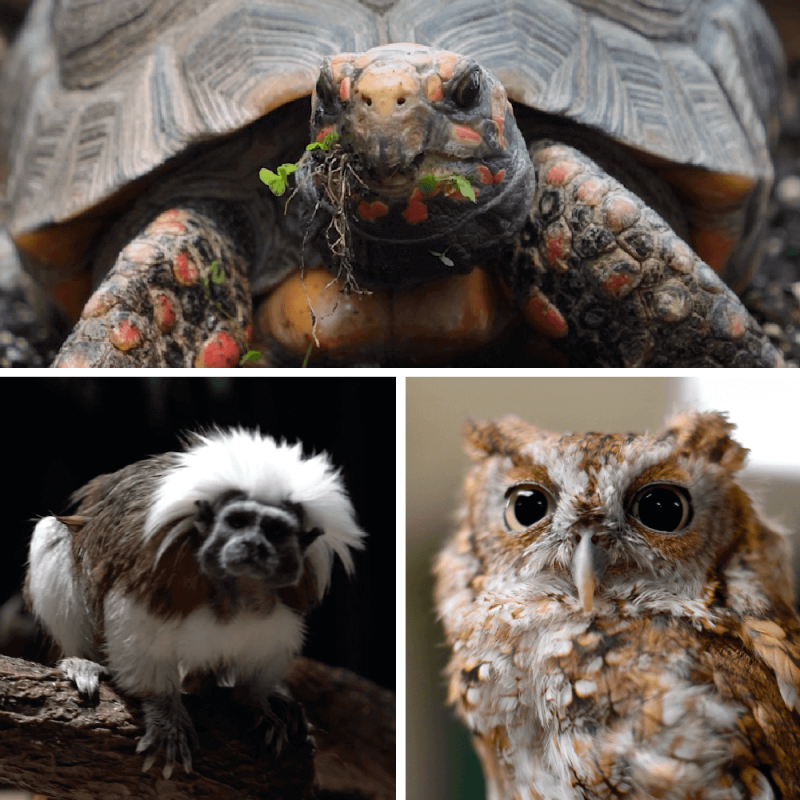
[{"x1": 103, "y1": 590, "x2": 305, "y2": 695}]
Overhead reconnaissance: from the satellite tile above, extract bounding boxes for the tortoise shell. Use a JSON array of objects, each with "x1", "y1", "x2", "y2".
[{"x1": 0, "y1": 0, "x2": 783, "y2": 320}]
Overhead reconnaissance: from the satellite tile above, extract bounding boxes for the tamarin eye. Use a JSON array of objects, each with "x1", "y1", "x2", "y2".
[
  {"x1": 225, "y1": 511, "x2": 254, "y2": 530},
  {"x1": 261, "y1": 518, "x2": 291, "y2": 539}
]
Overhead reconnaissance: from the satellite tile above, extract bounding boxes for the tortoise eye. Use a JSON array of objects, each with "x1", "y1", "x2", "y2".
[
  {"x1": 314, "y1": 74, "x2": 337, "y2": 109},
  {"x1": 453, "y1": 68, "x2": 482, "y2": 109}
]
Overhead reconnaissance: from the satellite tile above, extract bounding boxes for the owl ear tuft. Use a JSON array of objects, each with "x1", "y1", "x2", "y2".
[
  {"x1": 463, "y1": 415, "x2": 542, "y2": 461},
  {"x1": 665, "y1": 411, "x2": 748, "y2": 473}
]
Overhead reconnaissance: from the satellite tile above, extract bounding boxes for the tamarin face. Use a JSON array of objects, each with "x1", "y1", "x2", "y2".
[{"x1": 194, "y1": 491, "x2": 323, "y2": 586}]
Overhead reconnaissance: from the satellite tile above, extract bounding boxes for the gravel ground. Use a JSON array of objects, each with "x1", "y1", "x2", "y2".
[{"x1": 741, "y1": 51, "x2": 800, "y2": 368}]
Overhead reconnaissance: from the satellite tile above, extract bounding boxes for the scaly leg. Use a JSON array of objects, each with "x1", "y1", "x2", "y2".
[
  {"x1": 510, "y1": 142, "x2": 783, "y2": 367},
  {"x1": 52, "y1": 205, "x2": 251, "y2": 367}
]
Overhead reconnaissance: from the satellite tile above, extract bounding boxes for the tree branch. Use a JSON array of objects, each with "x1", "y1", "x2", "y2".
[{"x1": 0, "y1": 655, "x2": 394, "y2": 800}]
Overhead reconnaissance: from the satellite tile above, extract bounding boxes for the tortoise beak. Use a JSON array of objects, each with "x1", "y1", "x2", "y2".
[{"x1": 570, "y1": 532, "x2": 609, "y2": 613}]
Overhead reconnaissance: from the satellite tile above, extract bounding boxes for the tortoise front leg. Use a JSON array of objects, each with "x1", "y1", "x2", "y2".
[
  {"x1": 510, "y1": 142, "x2": 783, "y2": 367},
  {"x1": 52, "y1": 205, "x2": 252, "y2": 368}
]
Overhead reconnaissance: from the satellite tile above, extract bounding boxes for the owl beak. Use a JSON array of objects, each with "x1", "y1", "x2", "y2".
[{"x1": 570, "y1": 533, "x2": 609, "y2": 613}]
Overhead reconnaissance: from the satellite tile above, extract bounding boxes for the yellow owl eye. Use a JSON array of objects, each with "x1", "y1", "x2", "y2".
[
  {"x1": 504, "y1": 485, "x2": 552, "y2": 531},
  {"x1": 631, "y1": 484, "x2": 692, "y2": 532}
]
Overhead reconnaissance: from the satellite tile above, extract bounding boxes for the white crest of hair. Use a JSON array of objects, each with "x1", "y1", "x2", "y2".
[{"x1": 145, "y1": 427, "x2": 365, "y2": 598}]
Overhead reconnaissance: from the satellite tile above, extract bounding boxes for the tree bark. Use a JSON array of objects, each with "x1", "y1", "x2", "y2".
[{"x1": 0, "y1": 655, "x2": 394, "y2": 800}]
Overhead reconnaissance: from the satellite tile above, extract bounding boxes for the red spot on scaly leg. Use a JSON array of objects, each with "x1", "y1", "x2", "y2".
[
  {"x1": 602, "y1": 272, "x2": 636, "y2": 296},
  {"x1": 195, "y1": 332, "x2": 241, "y2": 368},
  {"x1": 154, "y1": 294, "x2": 176, "y2": 331},
  {"x1": 546, "y1": 161, "x2": 580, "y2": 187},
  {"x1": 174, "y1": 251, "x2": 199, "y2": 285},
  {"x1": 523, "y1": 289, "x2": 568, "y2": 339},
  {"x1": 728, "y1": 313, "x2": 745, "y2": 339},
  {"x1": 109, "y1": 319, "x2": 142, "y2": 351},
  {"x1": 147, "y1": 209, "x2": 187, "y2": 236},
  {"x1": 339, "y1": 77, "x2": 351, "y2": 101},
  {"x1": 316, "y1": 125, "x2": 335, "y2": 143}
]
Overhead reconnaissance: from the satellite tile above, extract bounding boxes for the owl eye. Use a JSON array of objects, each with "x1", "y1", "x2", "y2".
[
  {"x1": 631, "y1": 484, "x2": 692, "y2": 533},
  {"x1": 504, "y1": 485, "x2": 552, "y2": 532}
]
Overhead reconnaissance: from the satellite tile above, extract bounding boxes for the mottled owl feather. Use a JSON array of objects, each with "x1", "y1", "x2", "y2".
[{"x1": 435, "y1": 411, "x2": 800, "y2": 800}]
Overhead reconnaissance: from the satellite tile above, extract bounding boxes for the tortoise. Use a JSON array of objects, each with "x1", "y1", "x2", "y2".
[{"x1": 0, "y1": 0, "x2": 786, "y2": 367}]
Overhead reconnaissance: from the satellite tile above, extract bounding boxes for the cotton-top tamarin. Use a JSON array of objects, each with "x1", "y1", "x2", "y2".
[{"x1": 26, "y1": 428, "x2": 365, "y2": 777}]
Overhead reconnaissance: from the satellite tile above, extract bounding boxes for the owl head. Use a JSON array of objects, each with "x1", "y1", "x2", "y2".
[{"x1": 459, "y1": 411, "x2": 793, "y2": 619}]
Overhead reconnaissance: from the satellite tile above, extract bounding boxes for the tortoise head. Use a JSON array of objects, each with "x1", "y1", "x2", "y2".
[{"x1": 295, "y1": 44, "x2": 533, "y2": 289}]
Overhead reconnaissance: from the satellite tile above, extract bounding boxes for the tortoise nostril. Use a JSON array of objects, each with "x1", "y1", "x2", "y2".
[
  {"x1": 363, "y1": 95, "x2": 372, "y2": 106},
  {"x1": 397, "y1": 97, "x2": 406, "y2": 106}
]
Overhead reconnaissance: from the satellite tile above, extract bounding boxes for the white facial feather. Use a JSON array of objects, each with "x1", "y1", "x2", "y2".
[{"x1": 145, "y1": 427, "x2": 366, "y2": 598}]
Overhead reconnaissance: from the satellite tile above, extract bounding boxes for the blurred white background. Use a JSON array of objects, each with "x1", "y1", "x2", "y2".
[{"x1": 406, "y1": 374, "x2": 800, "y2": 800}]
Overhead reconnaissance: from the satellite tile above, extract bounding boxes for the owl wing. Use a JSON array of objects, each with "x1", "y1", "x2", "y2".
[{"x1": 703, "y1": 623, "x2": 800, "y2": 799}]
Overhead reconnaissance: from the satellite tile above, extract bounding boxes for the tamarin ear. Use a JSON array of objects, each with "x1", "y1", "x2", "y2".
[
  {"x1": 194, "y1": 499, "x2": 215, "y2": 534},
  {"x1": 299, "y1": 527, "x2": 324, "y2": 550}
]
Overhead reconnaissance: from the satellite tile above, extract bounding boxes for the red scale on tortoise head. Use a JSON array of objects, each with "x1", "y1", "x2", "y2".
[
  {"x1": 477, "y1": 166, "x2": 505, "y2": 185},
  {"x1": 357, "y1": 200, "x2": 389, "y2": 221},
  {"x1": 453, "y1": 125, "x2": 482, "y2": 144},
  {"x1": 402, "y1": 188, "x2": 429, "y2": 224}
]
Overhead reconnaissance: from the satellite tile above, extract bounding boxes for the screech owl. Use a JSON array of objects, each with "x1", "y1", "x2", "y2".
[{"x1": 434, "y1": 411, "x2": 800, "y2": 800}]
